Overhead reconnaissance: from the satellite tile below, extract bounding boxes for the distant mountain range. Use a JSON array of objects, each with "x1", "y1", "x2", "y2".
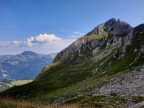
[
  {"x1": 0, "y1": 79, "x2": 32, "y2": 92},
  {"x1": 0, "y1": 55, "x2": 14, "y2": 63},
  {"x1": 0, "y1": 51, "x2": 56, "y2": 80}
]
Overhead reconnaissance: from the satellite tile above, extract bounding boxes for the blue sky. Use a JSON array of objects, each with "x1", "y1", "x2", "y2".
[{"x1": 0, "y1": 0, "x2": 144, "y2": 54}]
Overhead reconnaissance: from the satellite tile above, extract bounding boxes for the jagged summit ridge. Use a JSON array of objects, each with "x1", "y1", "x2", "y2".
[
  {"x1": 54, "y1": 18, "x2": 133, "y2": 63},
  {"x1": 86, "y1": 18, "x2": 132, "y2": 36},
  {"x1": 86, "y1": 18, "x2": 116, "y2": 36}
]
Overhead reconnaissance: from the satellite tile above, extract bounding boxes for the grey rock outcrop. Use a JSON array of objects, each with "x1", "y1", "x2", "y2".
[{"x1": 54, "y1": 18, "x2": 133, "y2": 63}]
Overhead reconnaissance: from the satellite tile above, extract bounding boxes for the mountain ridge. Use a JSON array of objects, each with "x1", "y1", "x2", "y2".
[
  {"x1": 1, "y1": 19, "x2": 144, "y2": 107},
  {"x1": 0, "y1": 51, "x2": 56, "y2": 80},
  {"x1": 53, "y1": 18, "x2": 133, "y2": 63}
]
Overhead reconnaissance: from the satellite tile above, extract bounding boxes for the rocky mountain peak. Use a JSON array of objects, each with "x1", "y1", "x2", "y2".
[
  {"x1": 104, "y1": 18, "x2": 117, "y2": 31},
  {"x1": 86, "y1": 18, "x2": 132, "y2": 36},
  {"x1": 104, "y1": 18, "x2": 117, "y2": 26},
  {"x1": 54, "y1": 18, "x2": 133, "y2": 63}
]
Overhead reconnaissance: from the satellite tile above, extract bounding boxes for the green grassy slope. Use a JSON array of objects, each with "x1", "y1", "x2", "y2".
[{"x1": 0, "y1": 24, "x2": 144, "y2": 107}]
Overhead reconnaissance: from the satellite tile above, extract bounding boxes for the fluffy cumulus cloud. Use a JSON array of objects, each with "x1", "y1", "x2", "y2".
[
  {"x1": 27, "y1": 34, "x2": 62, "y2": 46},
  {"x1": 0, "y1": 34, "x2": 75, "y2": 55}
]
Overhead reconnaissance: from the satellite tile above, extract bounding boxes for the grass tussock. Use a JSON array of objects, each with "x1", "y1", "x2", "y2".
[
  {"x1": 42, "y1": 62, "x2": 61, "y2": 73},
  {"x1": 0, "y1": 98, "x2": 117, "y2": 108},
  {"x1": 0, "y1": 98, "x2": 35, "y2": 108}
]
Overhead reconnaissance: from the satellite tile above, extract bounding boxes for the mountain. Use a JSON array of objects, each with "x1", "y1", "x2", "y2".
[
  {"x1": 0, "y1": 51, "x2": 55, "y2": 80},
  {"x1": 53, "y1": 18, "x2": 132, "y2": 63},
  {"x1": 1, "y1": 18, "x2": 144, "y2": 107},
  {"x1": 0, "y1": 55, "x2": 14, "y2": 63}
]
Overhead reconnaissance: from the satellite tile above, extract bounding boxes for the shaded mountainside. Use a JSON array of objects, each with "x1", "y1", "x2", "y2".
[
  {"x1": 0, "y1": 55, "x2": 14, "y2": 64},
  {"x1": 1, "y1": 18, "x2": 144, "y2": 107},
  {"x1": 0, "y1": 51, "x2": 55, "y2": 80}
]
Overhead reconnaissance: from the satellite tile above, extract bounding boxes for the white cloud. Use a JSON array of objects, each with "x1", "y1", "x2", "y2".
[
  {"x1": 12, "y1": 40, "x2": 19, "y2": 44},
  {"x1": 26, "y1": 34, "x2": 62, "y2": 46},
  {"x1": 27, "y1": 37, "x2": 34, "y2": 46},
  {"x1": 0, "y1": 34, "x2": 75, "y2": 55},
  {"x1": 73, "y1": 32, "x2": 85, "y2": 35}
]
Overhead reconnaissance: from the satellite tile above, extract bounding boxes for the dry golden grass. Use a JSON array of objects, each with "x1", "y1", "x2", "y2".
[
  {"x1": 0, "y1": 98, "x2": 95, "y2": 108},
  {"x1": 0, "y1": 98, "x2": 34, "y2": 108},
  {"x1": 86, "y1": 32, "x2": 108, "y2": 40},
  {"x1": 42, "y1": 62, "x2": 61, "y2": 73},
  {"x1": 0, "y1": 98, "x2": 118, "y2": 108},
  {"x1": 77, "y1": 32, "x2": 108, "y2": 43}
]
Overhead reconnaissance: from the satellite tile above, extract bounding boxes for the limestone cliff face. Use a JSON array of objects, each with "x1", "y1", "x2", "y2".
[{"x1": 54, "y1": 18, "x2": 133, "y2": 63}]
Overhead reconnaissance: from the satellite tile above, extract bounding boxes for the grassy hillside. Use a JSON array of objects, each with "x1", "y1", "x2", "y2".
[
  {"x1": 0, "y1": 23, "x2": 144, "y2": 107},
  {"x1": 0, "y1": 99, "x2": 86, "y2": 108}
]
